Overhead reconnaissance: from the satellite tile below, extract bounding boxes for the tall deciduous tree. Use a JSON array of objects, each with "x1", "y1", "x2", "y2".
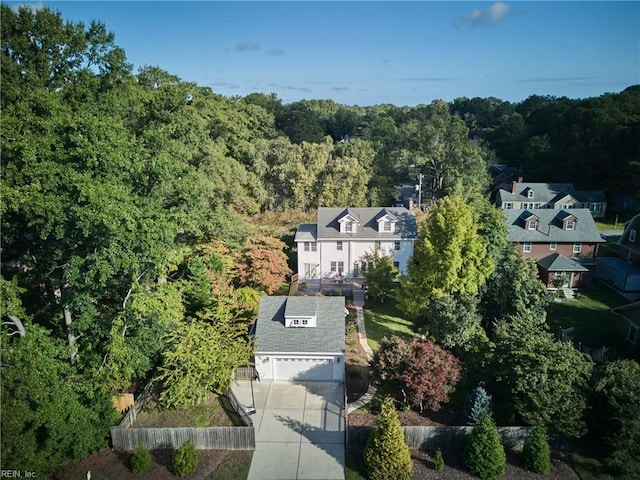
[
  {"x1": 480, "y1": 244, "x2": 551, "y2": 333},
  {"x1": 361, "y1": 250, "x2": 398, "y2": 303},
  {"x1": 237, "y1": 235, "x2": 292, "y2": 294},
  {"x1": 158, "y1": 315, "x2": 253, "y2": 407},
  {"x1": 398, "y1": 196, "x2": 493, "y2": 318},
  {"x1": 490, "y1": 313, "x2": 592, "y2": 437},
  {"x1": 589, "y1": 360, "x2": 640, "y2": 478},
  {"x1": 1, "y1": 324, "x2": 118, "y2": 477}
]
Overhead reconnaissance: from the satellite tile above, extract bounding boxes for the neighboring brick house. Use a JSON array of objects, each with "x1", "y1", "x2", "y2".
[
  {"x1": 505, "y1": 208, "x2": 605, "y2": 289},
  {"x1": 294, "y1": 207, "x2": 417, "y2": 287},
  {"x1": 496, "y1": 179, "x2": 607, "y2": 218},
  {"x1": 618, "y1": 213, "x2": 640, "y2": 266}
]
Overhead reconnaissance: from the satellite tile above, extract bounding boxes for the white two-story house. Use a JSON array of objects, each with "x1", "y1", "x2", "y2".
[{"x1": 294, "y1": 207, "x2": 417, "y2": 285}]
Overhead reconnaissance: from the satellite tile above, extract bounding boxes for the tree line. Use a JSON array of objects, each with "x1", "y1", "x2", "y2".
[{"x1": 1, "y1": 5, "x2": 638, "y2": 476}]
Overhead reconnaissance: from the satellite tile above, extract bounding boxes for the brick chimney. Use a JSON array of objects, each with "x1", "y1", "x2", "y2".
[{"x1": 511, "y1": 176, "x2": 523, "y2": 194}]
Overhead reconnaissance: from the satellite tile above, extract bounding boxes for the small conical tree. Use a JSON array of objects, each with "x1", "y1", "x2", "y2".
[
  {"x1": 130, "y1": 444, "x2": 151, "y2": 474},
  {"x1": 464, "y1": 412, "x2": 506, "y2": 480},
  {"x1": 364, "y1": 396, "x2": 413, "y2": 480},
  {"x1": 462, "y1": 386, "x2": 494, "y2": 425},
  {"x1": 522, "y1": 426, "x2": 551, "y2": 474},
  {"x1": 173, "y1": 440, "x2": 198, "y2": 477}
]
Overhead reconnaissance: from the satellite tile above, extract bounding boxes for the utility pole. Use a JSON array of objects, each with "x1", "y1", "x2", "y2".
[{"x1": 416, "y1": 173, "x2": 424, "y2": 211}]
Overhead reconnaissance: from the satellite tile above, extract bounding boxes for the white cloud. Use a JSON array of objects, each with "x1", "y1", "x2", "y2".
[
  {"x1": 10, "y1": 2, "x2": 46, "y2": 13},
  {"x1": 453, "y1": 2, "x2": 515, "y2": 28},
  {"x1": 235, "y1": 42, "x2": 260, "y2": 52}
]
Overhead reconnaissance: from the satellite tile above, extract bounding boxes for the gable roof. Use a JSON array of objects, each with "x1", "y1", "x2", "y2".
[
  {"x1": 612, "y1": 301, "x2": 640, "y2": 328},
  {"x1": 537, "y1": 253, "x2": 589, "y2": 272},
  {"x1": 618, "y1": 213, "x2": 640, "y2": 250},
  {"x1": 498, "y1": 182, "x2": 575, "y2": 204},
  {"x1": 505, "y1": 208, "x2": 604, "y2": 244},
  {"x1": 316, "y1": 207, "x2": 417, "y2": 240},
  {"x1": 254, "y1": 296, "x2": 345, "y2": 354}
]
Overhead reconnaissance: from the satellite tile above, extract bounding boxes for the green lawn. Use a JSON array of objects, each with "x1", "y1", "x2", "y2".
[
  {"x1": 595, "y1": 214, "x2": 632, "y2": 231},
  {"x1": 546, "y1": 284, "x2": 627, "y2": 347},
  {"x1": 363, "y1": 301, "x2": 414, "y2": 352}
]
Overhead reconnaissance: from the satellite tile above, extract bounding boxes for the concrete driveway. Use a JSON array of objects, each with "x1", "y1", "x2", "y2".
[{"x1": 231, "y1": 380, "x2": 345, "y2": 480}]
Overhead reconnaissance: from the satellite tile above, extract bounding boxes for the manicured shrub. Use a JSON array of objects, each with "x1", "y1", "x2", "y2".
[
  {"x1": 462, "y1": 386, "x2": 493, "y2": 425},
  {"x1": 464, "y1": 412, "x2": 506, "y2": 480},
  {"x1": 433, "y1": 449, "x2": 445, "y2": 471},
  {"x1": 522, "y1": 426, "x2": 551, "y2": 474},
  {"x1": 130, "y1": 444, "x2": 152, "y2": 474},
  {"x1": 173, "y1": 440, "x2": 198, "y2": 477},
  {"x1": 364, "y1": 397, "x2": 412, "y2": 480}
]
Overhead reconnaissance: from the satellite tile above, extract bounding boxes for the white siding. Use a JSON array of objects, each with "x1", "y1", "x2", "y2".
[{"x1": 255, "y1": 353, "x2": 344, "y2": 382}]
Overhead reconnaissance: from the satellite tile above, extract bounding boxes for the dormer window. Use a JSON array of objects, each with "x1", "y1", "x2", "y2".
[
  {"x1": 376, "y1": 210, "x2": 398, "y2": 233},
  {"x1": 528, "y1": 219, "x2": 537, "y2": 230},
  {"x1": 345, "y1": 222, "x2": 355, "y2": 233},
  {"x1": 383, "y1": 221, "x2": 392, "y2": 232},
  {"x1": 338, "y1": 210, "x2": 360, "y2": 233},
  {"x1": 630, "y1": 229, "x2": 637, "y2": 243},
  {"x1": 527, "y1": 189, "x2": 535, "y2": 199},
  {"x1": 566, "y1": 219, "x2": 575, "y2": 230}
]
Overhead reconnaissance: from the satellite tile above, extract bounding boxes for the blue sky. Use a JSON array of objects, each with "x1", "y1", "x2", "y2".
[{"x1": 7, "y1": 1, "x2": 640, "y2": 106}]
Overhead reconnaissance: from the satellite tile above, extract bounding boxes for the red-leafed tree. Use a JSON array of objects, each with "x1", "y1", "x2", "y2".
[
  {"x1": 236, "y1": 235, "x2": 291, "y2": 294},
  {"x1": 400, "y1": 339, "x2": 462, "y2": 412}
]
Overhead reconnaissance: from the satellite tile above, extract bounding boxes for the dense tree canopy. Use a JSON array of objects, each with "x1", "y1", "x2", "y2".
[{"x1": 2, "y1": 5, "x2": 638, "y2": 474}]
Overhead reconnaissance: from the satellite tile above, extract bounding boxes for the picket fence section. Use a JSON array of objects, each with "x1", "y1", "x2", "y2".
[
  {"x1": 111, "y1": 426, "x2": 255, "y2": 451},
  {"x1": 347, "y1": 425, "x2": 533, "y2": 450}
]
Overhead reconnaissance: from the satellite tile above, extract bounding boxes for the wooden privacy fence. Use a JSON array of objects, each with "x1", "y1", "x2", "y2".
[
  {"x1": 111, "y1": 426, "x2": 255, "y2": 451},
  {"x1": 347, "y1": 425, "x2": 533, "y2": 450},
  {"x1": 111, "y1": 380, "x2": 255, "y2": 451}
]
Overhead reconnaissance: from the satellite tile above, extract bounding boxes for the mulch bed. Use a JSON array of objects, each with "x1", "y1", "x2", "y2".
[{"x1": 49, "y1": 448, "x2": 249, "y2": 480}]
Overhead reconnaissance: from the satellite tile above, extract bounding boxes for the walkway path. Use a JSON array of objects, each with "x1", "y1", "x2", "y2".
[{"x1": 347, "y1": 285, "x2": 377, "y2": 414}]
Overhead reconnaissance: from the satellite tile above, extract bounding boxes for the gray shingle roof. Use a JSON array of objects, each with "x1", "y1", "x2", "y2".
[
  {"x1": 505, "y1": 208, "x2": 605, "y2": 243},
  {"x1": 498, "y1": 183, "x2": 575, "y2": 204},
  {"x1": 316, "y1": 207, "x2": 417, "y2": 240},
  {"x1": 294, "y1": 224, "x2": 317, "y2": 242},
  {"x1": 537, "y1": 253, "x2": 589, "y2": 272},
  {"x1": 497, "y1": 182, "x2": 606, "y2": 205},
  {"x1": 254, "y1": 296, "x2": 345, "y2": 354}
]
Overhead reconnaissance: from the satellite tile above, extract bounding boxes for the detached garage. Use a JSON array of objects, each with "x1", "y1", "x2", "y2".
[{"x1": 254, "y1": 296, "x2": 346, "y2": 382}]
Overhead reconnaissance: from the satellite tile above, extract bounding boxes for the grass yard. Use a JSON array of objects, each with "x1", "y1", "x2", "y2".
[
  {"x1": 595, "y1": 214, "x2": 633, "y2": 232},
  {"x1": 363, "y1": 300, "x2": 414, "y2": 352},
  {"x1": 132, "y1": 393, "x2": 238, "y2": 428},
  {"x1": 546, "y1": 283, "x2": 627, "y2": 348}
]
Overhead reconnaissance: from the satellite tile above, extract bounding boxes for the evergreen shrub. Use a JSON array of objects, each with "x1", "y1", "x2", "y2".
[
  {"x1": 364, "y1": 397, "x2": 412, "y2": 480},
  {"x1": 130, "y1": 444, "x2": 151, "y2": 474},
  {"x1": 522, "y1": 426, "x2": 551, "y2": 474},
  {"x1": 462, "y1": 386, "x2": 493, "y2": 425},
  {"x1": 464, "y1": 412, "x2": 506, "y2": 480},
  {"x1": 173, "y1": 440, "x2": 198, "y2": 477}
]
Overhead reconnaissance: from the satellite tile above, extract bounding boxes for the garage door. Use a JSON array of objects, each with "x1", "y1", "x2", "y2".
[{"x1": 274, "y1": 357, "x2": 333, "y2": 381}]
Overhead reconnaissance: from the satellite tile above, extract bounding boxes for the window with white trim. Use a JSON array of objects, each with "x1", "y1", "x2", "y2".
[
  {"x1": 337, "y1": 241, "x2": 343, "y2": 251},
  {"x1": 382, "y1": 221, "x2": 392, "y2": 232},
  {"x1": 393, "y1": 261, "x2": 400, "y2": 270},
  {"x1": 573, "y1": 242, "x2": 582, "y2": 253},
  {"x1": 527, "y1": 189, "x2": 535, "y2": 199},
  {"x1": 302, "y1": 319, "x2": 308, "y2": 326},
  {"x1": 304, "y1": 242, "x2": 317, "y2": 252},
  {"x1": 394, "y1": 241, "x2": 400, "y2": 250},
  {"x1": 345, "y1": 221, "x2": 355, "y2": 233},
  {"x1": 550, "y1": 242, "x2": 557, "y2": 251},
  {"x1": 630, "y1": 229, "x2": 637, "y2": 243},
  {"x1": 528, "y1": 220, "x2": 537, "y2": 230},
  {"x1": 566, "y1": 219, "x2": 575, "y2": 230},
  {"x1": 330, "y1": 261, "x2": 337, "y2": 272},
  {"x1": 523, "y1": 242, "x2": 532, "y2": 253},
  {"x1": 505, "y1": 202, "x2": 513, "y2": 210}
]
